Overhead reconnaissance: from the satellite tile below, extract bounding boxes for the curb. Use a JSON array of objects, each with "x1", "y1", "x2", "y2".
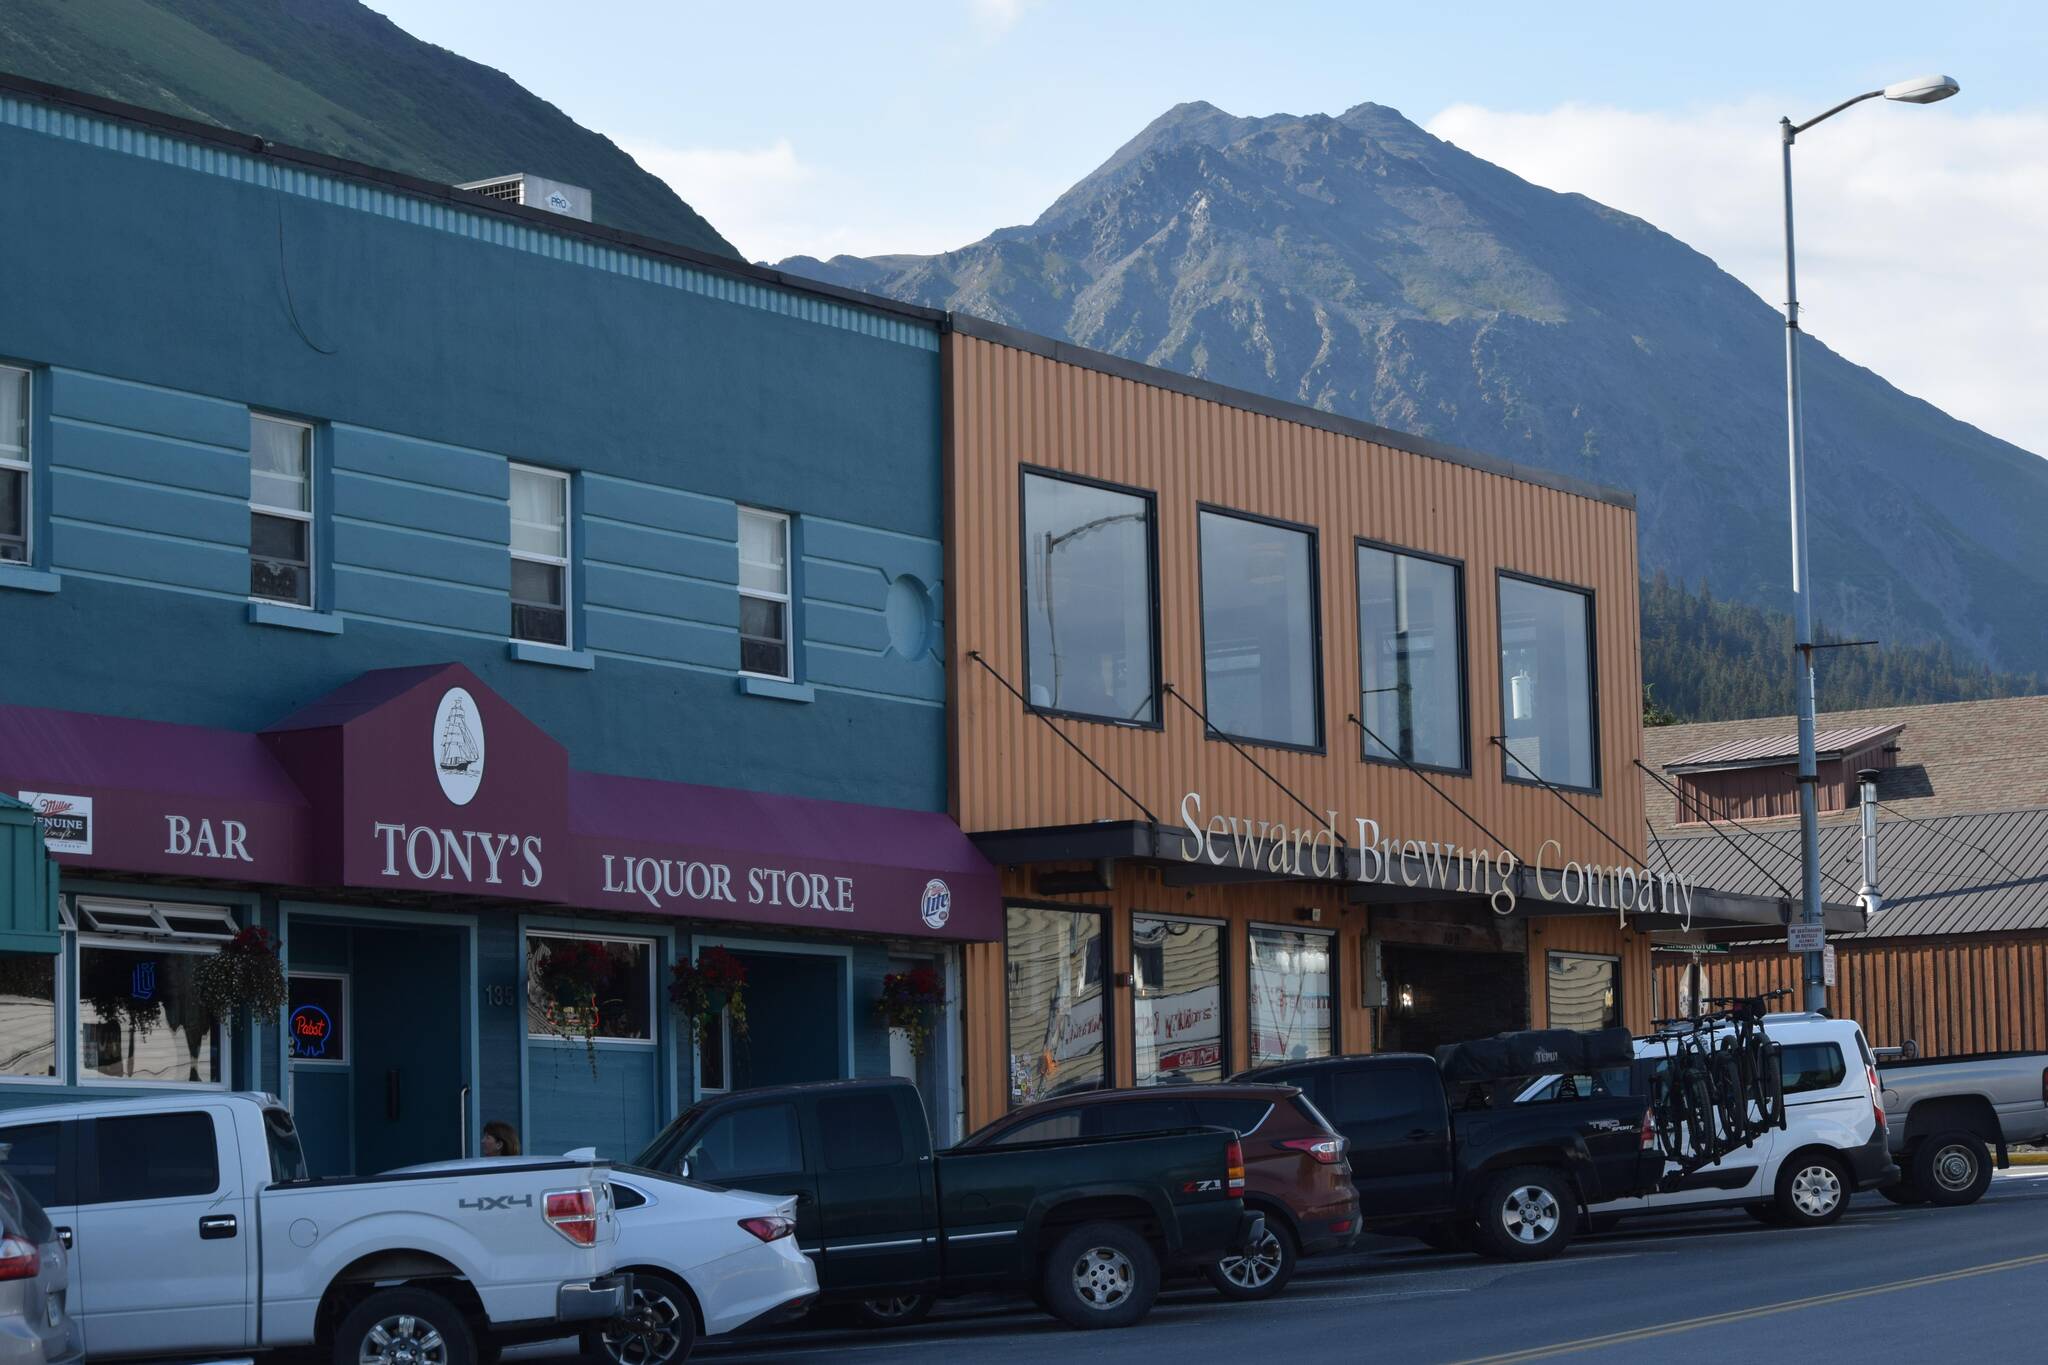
[{"x1": 2009, "y1": 1151, "x2": 2048, "y2": 1166}]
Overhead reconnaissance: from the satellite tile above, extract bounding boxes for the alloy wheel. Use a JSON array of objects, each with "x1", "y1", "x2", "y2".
[
  {"x1": 1217, "y1": 1230, "x2": 1285, "y2": 1290},
  {"x1": 358, "y1": 1315, "x2": 449, "y2": 1365},
  {"x1": 863, "y1": 1294, "x2": 928, "y2": 1321},
  {"x1": 1790, "y1": 1163, "x2": 1843, "y2": 1218},
  {"x1": 1071, "y1": 1244, "x2": 1136, "y2": 1310},
  {"x1": 1501, "y1": 1185, "x2": 1561, "y2": 1244},
  {"x1": 603, "y1": 1283, "x2": 690, "y2": 1365}
]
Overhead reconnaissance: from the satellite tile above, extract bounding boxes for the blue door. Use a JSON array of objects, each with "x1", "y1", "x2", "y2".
[{"x1": 347, "y1": 922, "x2": 468, "y2": 1175}]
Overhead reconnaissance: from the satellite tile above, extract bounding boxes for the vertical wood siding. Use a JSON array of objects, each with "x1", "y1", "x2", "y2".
[
  {"x1": 1652, "y1": 937, "x2": 2048, "y2": 1056},
  {"x1": 945, "y1": 333, "x2": 1645, "y2": 869}
]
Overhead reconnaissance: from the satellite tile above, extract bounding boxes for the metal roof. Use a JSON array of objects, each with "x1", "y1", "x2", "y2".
[
  {"x1": 1651, "y1": 806, "x2": 2048, "y2": 940},
  {"x1": 1664, "y1": 723, "x2": 1904, "y2": 772}
]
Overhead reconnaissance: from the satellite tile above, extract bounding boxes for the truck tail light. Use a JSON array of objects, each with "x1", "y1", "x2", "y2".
[
  {"x1": 544, "y1": 1188, "x2": 598, "y2": 1246},
  {"x1": 1868, "y1": 1065, "x2": 1885, "y2": 1133},
  {"x1": 740, "y1": 1215, "x2": 794, "y2": 1243},
  {"x1": 1640, "y1": 1107, "x2": 1657, "y2": 1151},
  {"x1": 1279, "y1": 1136, "x2": 1348, "y2": 1165},
  {"x1": 0, "y1": 1235, "x2": 41, "y2": 1281},
  {"x1": 1226, "y1": 1138, "x2": 1246, "y2": 1195}
]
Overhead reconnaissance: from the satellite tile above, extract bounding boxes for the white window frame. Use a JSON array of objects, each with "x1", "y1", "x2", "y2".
[
  {"x1": 523, "y1": 928, "x2": 658, "y2": 1046},
  {"x1": 0, "y1": 363, "x2": 32, "y2": 567},
  {"x1": 509, "y1": 463, "x2": 573, "y2": 648},
  {"x1": 70, "y1": 897, "x2": 238, "y2": 1091},
  {"x1": 737, "y1": 506, "x2": 793, "y2": 681},
  {"x1": 285, "y1": 970, "x2": 351, "y2": 1070},
  {"x1": 696, "y1": 1010, "x2": 734, "y2": 1096},
  {"x1": 248, "y1": 413, "x2": 315, "y2": 609}
]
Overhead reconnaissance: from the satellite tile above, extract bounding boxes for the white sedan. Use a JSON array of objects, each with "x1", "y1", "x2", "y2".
[{"x1": 392, "y1": 1155, "x2": 815, "y2": 1364}]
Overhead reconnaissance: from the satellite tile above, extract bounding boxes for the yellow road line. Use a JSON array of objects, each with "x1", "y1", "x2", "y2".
[{"x1": 1451, "y1": 1250, "x2": 2048, "y2": 1364}]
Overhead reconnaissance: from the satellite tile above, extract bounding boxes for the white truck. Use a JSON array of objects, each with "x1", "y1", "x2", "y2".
[{"x1": 0, "y1": 1091, "x2": 625, "y2": 1363}]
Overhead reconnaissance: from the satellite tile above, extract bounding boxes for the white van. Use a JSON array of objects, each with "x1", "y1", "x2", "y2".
[{"x1": 1518, "y1": 1014, "x2": 1897, "y2": 1228}]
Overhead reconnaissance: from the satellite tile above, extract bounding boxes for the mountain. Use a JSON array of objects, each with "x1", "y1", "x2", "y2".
[
  {"x1": 1641, "y1": 573, "x2": 2040, "y2": 724},
  {"x1": 781, "y1": 101, "x2": 2048, "y2": 679},
  {"x1": 0, "y1": 0, "x2": 736, "y2": 256}
]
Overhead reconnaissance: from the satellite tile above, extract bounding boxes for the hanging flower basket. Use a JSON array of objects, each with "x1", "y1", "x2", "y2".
[
  {"x1": 534, "y1": 938, "x2": 619, "y2": 1074},
  {"x1": 875, "y1": 966, "x2": 947, "y2": 1060},
  {"x1": 194, "y1": 927, "x2": 287, "y2": 1024},
  {"x1": 670, "y1": 947, "x2": 748, "y2": 1047}
]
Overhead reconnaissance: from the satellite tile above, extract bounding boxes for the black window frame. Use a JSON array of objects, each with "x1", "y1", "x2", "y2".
[
  {"x1": 1354, "y1": 537, "x2": 1470, "y2": 776},
  {"x1": 1495, "y1": 569, "x2": 1602, "y2": 796},
  {"x1": 1001, "y1": 900, "x2": 1114, "y2": 1111},
  {"x1": 1194, "y1": 503, "x2": 1325, "y2": 754},
  {"x1": 1016, "y1": 464, "x2": 1164, "y2": 731}
]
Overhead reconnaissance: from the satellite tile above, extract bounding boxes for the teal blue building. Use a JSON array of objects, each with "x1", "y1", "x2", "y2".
[{"x1": 0, "y1": 75, "x2": 995, "y2": 1170}]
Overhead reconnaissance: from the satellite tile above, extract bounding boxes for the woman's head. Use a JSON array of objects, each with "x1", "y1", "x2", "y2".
[{"x1": 482, "y1": 1120, "x2": 521, "y2": 1157}]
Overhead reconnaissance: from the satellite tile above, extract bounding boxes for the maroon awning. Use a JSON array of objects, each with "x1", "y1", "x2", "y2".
[{"x1": 0, "y1": 665, "x2": 999, "y2": 941}]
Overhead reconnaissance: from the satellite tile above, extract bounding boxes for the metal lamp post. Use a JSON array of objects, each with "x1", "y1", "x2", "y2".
[{"x1": 1779, "y1": 73, "x2": 1958, "y2": 1012}]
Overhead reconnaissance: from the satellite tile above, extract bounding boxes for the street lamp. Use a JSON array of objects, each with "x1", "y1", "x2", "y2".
[{"x1": 1778, "y1": 73, "x2": 1958, "y2": 1013}]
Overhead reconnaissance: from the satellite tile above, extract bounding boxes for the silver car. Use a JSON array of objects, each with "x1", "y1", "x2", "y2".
[{"x1": 0, "y1": 1163, "x2": 77, "y2": 1365}]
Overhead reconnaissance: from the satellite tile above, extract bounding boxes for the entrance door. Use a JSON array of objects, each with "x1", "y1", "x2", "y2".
[
  {"x1": 1379, "y1": 946, "x2": 1527, "y2": 1055},
  {"x1": 729, "y1": 950, "x2": 845, "y2": 1090},
  {"x1": 345, "y1": 922, "x2": 468, "y2": 1175}
]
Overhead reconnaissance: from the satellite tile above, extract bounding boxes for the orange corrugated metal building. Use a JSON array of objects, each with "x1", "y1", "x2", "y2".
[{"x1": 939, "y1": 317, "x2": 1805, "y2": 1130}]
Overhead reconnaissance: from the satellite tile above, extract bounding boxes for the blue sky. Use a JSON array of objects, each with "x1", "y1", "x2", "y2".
[{"x1": 369, "y1": 1, "x2": 2048, "y2": 451}]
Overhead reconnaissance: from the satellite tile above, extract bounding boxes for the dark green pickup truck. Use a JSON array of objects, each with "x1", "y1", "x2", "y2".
[{"x1": 633, "y1": 1076, "x2": 1261, "y2": 1330}]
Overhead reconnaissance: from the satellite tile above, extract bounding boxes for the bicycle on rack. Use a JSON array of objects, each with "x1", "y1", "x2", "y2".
[{"x1": 1644, "y1": 991, "x2": 1790, "y2": 1183}]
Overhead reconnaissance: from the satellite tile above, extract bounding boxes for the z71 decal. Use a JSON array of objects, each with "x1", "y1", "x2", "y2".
[{"x1": 1182, "y1": 1179, "x2": 1224, "y2": 1193}]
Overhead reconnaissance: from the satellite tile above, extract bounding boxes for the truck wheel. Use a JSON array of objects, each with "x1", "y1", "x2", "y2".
[
  {"x1": 1040, "y1": 1221, "x2": 1160, "y2": 1329},
  {"x1": 1204, "y1": 1220, "x2": 1297, "y2": 1301},
  {"x1": 851, "y1": 1292, "x2": 936, "y2": 1328},
  {"x1": 1914, "y1": 1131, "x2": 1993, "y2": 1207},
  {"x1": 1774, "y1": 1152, "x2": 1850, "y2": 1227},
  {"x1": 1470, "y1": 1167, "x2": 1579, "y2": 1261},
  {"x1": 583, "y1": 1270, "x2": 697, "y2": 1364},
  {"x1": 333, "y1": 1287, "x2": 475, "y2": 1365}
]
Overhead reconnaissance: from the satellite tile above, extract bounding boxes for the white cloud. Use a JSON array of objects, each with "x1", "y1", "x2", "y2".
[{"x1": 1426, "y1": 99, "x2": 2048, "y2": 455}]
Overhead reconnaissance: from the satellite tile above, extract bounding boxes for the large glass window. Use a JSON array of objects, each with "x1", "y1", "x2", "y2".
[
  {"x1": 510, "y1": 464, "x2": 571, "y2": 646},
  {"x1": 249, "y1": 414, "x2": 313, "y2": 606},
  {"x1": 1199, "y1": 509, "x2": 1319, "y2": 748},
  {"x1": 1021, "y1": 471, "x2": 1157, "y2": 724},
  {"x1": 1546, "y1": 953, "x2": 1620, "y2": 1032},
  {"x1": 1005, "y1": 905, "x2": 1107, "y2": 1107},
  {"x1": 1247, "y1": 926, "x2": 1333, "y2": 1067},
  {"x1": 1498, "y1": 575, "x2": 1598, "y2": 790},
  {"x1": 77, "y1": 944, "x2": 221, "y2": 1085},
  {"x1": 0, "y1": 365, "x2": 30, "y2": 564},
  {"x1": 1132, "y1": 916, "x2": 1224, "y2": 1085},
  {"x1": 525, "y1": 933, "x2": 656, "y2": 1043},
  {"x1": 1357, "y1": 544, "x2": 1466, "y2": 771},
  {"x1": 0, "y1": 951, "x2": 58, "y2": 1079},
  {"x1": 738, "y1": 507, "x2": 792, "y2": 679}
]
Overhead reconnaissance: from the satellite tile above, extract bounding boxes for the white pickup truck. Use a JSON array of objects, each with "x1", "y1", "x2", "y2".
[{"x1": 0, "y1": 1091, "x2": 626, "y2": 1363}]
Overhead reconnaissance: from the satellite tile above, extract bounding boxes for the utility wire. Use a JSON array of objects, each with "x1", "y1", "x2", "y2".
[
  {"x1": 1648, "y1": 760, "x2": 1864, "y2": 899},
  {"x1": 1163, "y1": 684, "x2": 1344, "y2": 843},
  {"x1": 1347, "y1": 714, "x2": 1526, "y2": 865},
  {"x1": 966, "y1": 651, "x2": 1158, "y2": 826},
  {"x1": 1633, "y1": 759, "x2": 1795, "y2": 899},
  {"x1": 1489, "y1": 735, "x2": 1648, "y2": 868},
  {"x1": 1871, "y1": 798, "x2": 2026, "y2": 880},
  {"x1": 269, "y1": 156, "x2": 339, "y2": 356}
]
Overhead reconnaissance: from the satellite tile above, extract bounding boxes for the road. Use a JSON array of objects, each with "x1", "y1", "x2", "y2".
[{"x1": 517, "y1": 1171, "x2": 2048, "y2": 1363}]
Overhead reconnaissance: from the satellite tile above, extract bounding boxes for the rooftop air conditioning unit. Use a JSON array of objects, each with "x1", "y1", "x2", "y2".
[{"x1": 455, "y1": 172, "x2": 592, "y2": 222}]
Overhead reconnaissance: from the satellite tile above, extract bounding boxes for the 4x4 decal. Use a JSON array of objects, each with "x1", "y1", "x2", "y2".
[{"x1": 460, "y1": 1193, "x2": 536, "y2": 1212}]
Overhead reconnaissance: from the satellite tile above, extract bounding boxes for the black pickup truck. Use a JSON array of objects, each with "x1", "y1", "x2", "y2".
[
  {"x1": 1241, "y1": 1039, "x2": 1658, "y2": 1261},
  {"x1": 633, "y1": 1077, "x2": 1262, "y2": 1330}
]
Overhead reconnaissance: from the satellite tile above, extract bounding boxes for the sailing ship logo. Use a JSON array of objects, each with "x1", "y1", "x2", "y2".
[{"x1": 432, "y1": 686, "x2": 487, "y2": 807}]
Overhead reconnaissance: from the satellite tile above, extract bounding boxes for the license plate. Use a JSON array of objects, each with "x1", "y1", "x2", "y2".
[{"x1": 47, "y1": 1292, "x2": 61, "y2": 1327}]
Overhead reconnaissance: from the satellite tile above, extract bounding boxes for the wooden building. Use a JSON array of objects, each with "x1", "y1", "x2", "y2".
[{"x1": 1642, "y1": 697, "x2": 2048, "y2": 1056}]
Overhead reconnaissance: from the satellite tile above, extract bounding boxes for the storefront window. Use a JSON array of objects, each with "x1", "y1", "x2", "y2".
[
  {"x1": 286, "y1": 973, "x2": 348, "y2": 1064},
  {"x1": 1132, "y1": 917, "x2": 1224, "y2": 1084},
  {"x1": 1547, "y1": 953, "x2": 1620, "y2": 1031},
  {"x1": 0, "y1": 952, "x2": 58, "y2": 1079},
  {"x1": 76, "y1": 944, "x2": 221, "y2": 1084},
  {"x1": 1021, "y1": 471, "x2": 1157, "y2": 724},
  {"x1": 1199, "y1": 509, "x2": 1320, "y2": 748},
  {"x1": 526, "y1": 933, "x2": 656, "y2": 1042},
  {"x1": 1248, "y1": 926, "x2": 1333, "y2": 1067},
  {"x1": 1357, "y1": 544, "x2": 1466, "y2": 771},
  {"x1": 1005, "y1": 905, "x2": 1107, "y2": 1107},
  {"x1": 1498, "y1": 574, "x2": 1598, "y2": 790}
]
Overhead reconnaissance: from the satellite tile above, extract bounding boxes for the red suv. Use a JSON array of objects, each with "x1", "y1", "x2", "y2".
[{"x1": 960, "y1": 1084, "x2": 1357, "y2": 1299}]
